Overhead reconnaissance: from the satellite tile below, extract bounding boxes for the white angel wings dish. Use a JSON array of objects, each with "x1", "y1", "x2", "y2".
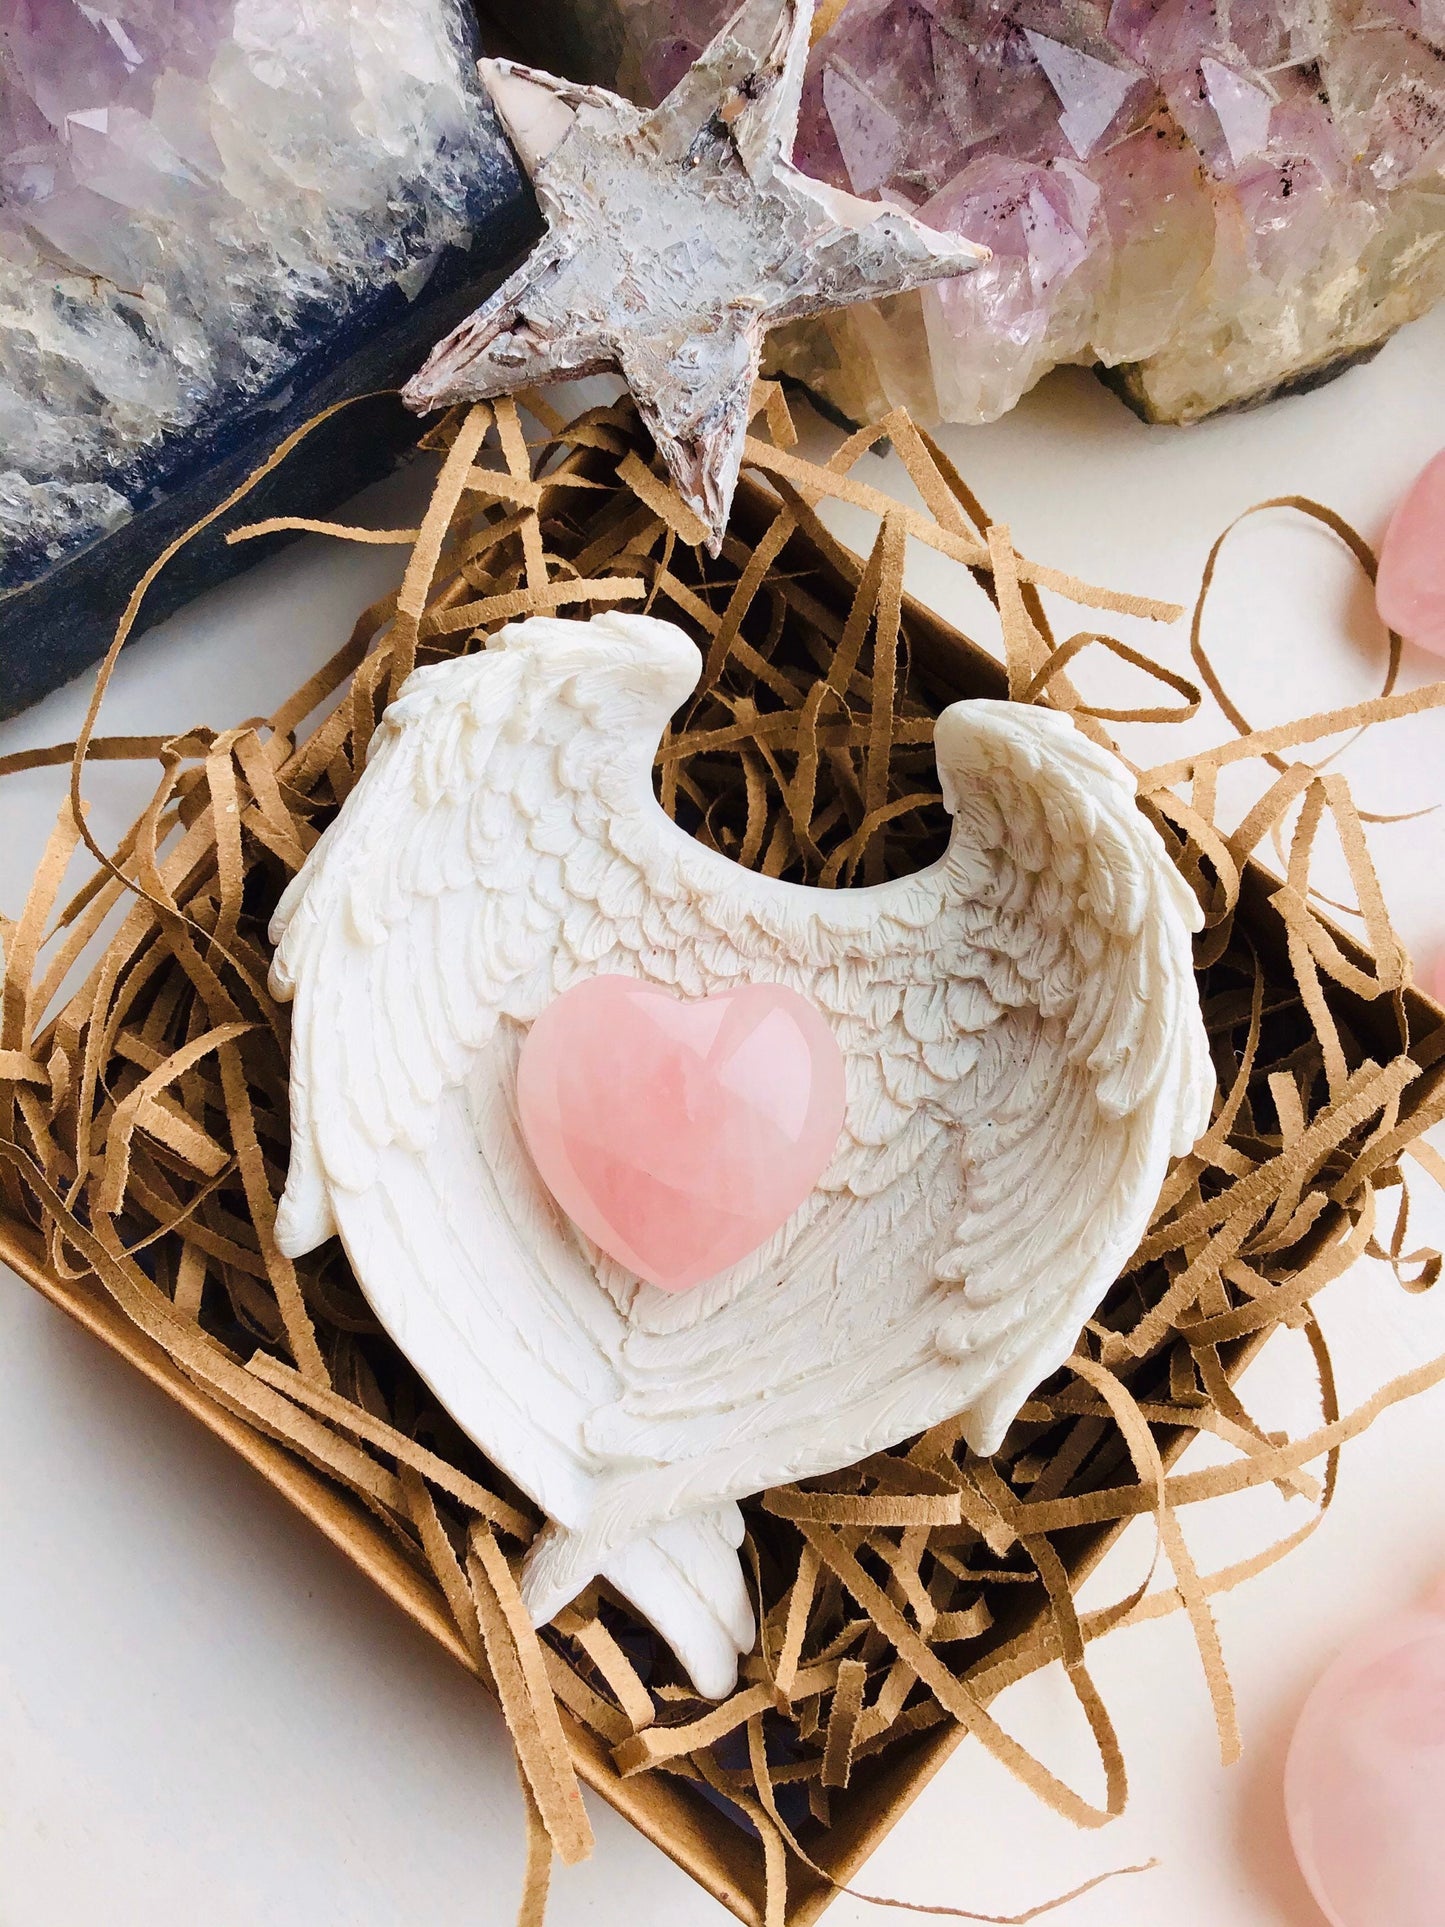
[{"x1": 270, "y1": 612, "x2": 1213, "y2": 1698}]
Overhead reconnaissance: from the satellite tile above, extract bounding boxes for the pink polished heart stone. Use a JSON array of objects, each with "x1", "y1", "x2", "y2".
[
  {"x1": 1377, "y1": 448, "x2": 1445, "y2": 657},
  {"x1": 1285, "y1": 1580, "x2": 1445, "y2": 1927},
  {"x1": 516, "y1": 975, "x2": 848, "y2": 1292}
]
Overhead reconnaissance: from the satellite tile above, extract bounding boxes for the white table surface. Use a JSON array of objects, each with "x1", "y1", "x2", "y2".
[{"x1": 4, "y1": 309, "x2": 1445, "y2": 1927}]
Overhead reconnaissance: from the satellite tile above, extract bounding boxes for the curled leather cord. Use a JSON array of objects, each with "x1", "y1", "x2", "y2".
[{"x1": 2, "y1": 383, "x2": 1443, "y2": 1927}]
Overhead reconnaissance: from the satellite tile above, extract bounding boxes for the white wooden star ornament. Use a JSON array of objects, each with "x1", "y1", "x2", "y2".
[{"x1": 401, "y1": 0, "x2": 988, "y2": 550}]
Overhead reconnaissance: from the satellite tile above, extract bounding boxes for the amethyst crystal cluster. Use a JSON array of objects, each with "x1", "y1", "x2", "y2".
[
  {"x1": 0, "y1": 1, "x2": 535, "y2": 715},
  {"x1": 538, "y1": 0, "x2": 1445, "y2": 425}
]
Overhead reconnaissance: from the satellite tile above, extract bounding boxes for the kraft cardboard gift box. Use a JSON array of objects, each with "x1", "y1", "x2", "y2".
[{"x1": 3, "y1": 428, "x2": 1440, "y2": 1925}]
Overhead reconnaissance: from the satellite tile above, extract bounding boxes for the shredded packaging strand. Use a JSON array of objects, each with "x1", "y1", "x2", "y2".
[{"x1": 2, "y1": 386, "x2": 1444, "y2": 1927}]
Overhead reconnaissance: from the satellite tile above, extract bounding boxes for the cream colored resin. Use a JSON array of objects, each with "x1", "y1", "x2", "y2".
[{"x1": 270, "y1": 613, "x2": 1213, "y2": 1697}]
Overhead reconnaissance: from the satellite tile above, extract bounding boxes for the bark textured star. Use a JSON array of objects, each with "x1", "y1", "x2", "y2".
[{"x1": 402, "y1": 0, "x2": 986, "y2": 550}]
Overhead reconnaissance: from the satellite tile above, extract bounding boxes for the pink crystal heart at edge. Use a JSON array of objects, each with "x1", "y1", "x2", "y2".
[
  {"x1": 1377, "y1": 447, "x2": 1445, "y2": 658},
  {"x1": 516, "y1": 976, "x2": 848, "y2": 1293},
  {"x1": 1284, "y1": 1579, "x2": 1445, "y2": 1927}
]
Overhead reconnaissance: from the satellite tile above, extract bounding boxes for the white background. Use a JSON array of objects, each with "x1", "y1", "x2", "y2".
[{"x1": 3, "y1": 307, "x2": 1445, "y2": 1927}]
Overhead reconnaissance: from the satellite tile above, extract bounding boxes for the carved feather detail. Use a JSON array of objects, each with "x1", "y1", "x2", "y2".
[{"x1": 270, "y1": 612, "x2": 1213, "y2": 1697}]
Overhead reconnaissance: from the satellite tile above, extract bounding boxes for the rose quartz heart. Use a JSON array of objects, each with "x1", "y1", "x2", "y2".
[
  {"x1": 516, "y1": 975, "x2": 847, "y2": 1292},
  {"x1": 1285, "y1": 1580, "x2": 1445, "y2": 1927},
  {"x1": 1377, "y1": 448, "x2": 1445, "y2": 657}
]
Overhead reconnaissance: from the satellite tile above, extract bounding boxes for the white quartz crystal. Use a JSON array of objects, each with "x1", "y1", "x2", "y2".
[{"x1": 0, "y1": 0, "x2": 510, "y2": 573}]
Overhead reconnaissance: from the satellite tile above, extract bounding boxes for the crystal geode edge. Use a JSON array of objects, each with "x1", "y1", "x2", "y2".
[{"x1": 0, "y1": 0, "x2": 541, "y2": 717}]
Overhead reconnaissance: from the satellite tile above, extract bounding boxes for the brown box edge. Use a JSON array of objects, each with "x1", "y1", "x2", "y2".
[{"x1": 4, "y1": 469, "x2": 1443, "y2": 1924}]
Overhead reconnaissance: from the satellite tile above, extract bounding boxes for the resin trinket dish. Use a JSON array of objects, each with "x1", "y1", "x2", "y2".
[{"x1": 269, "y1": 609, "x2": 1212, "y2": 1697}]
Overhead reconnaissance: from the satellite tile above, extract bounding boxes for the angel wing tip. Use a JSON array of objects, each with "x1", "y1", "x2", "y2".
[
  {"x1": 1184, "y1": 1082, "x2": 1216, "y2": 1147},
  {"x1": 275, "y1": 1175, "x2": 337, "y2": 1258},
  {"x1": 960, "y1": 1409, "x2": 1010, "y2": 1461}
]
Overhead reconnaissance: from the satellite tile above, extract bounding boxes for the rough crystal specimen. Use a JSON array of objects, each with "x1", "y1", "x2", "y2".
[
  {"x1": 0, "y1": 0, "x2": 537, "y2": 714},
  {"x1": 524, "y1": 0, "x2": 1445, "y2": 426}
]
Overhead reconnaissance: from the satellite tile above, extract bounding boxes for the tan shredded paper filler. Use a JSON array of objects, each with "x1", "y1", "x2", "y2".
[{"x1": 3, "y1": 387, "x2": 1445, "y2": 1926}]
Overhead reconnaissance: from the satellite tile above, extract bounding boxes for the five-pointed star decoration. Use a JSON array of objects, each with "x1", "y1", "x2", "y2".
[{"x1": 401, "y1": 0, "x2": 988, "y2": 552}]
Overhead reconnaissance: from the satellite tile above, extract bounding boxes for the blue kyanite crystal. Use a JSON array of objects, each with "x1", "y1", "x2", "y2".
[{"x1": 0, "y1": 0, "x2": 540, "y2": 717}]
